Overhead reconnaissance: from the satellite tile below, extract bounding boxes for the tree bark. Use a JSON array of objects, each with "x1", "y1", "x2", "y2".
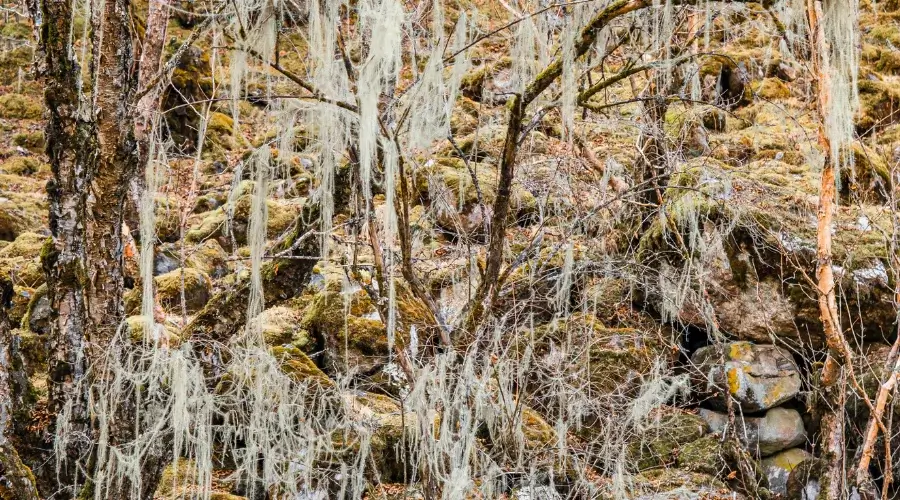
[
  {"x1": 0, "y1": 279, "x2": 40, "y2": 500},
  {"x1": 807, "y1": 0, "x2": 852, "y2": 497},
  {"x1": 39, "y1": 0, "x2": 95, "y2": 491},
  {"x1": 39, "y1": 0, "x2": 159, "y2": 496}
]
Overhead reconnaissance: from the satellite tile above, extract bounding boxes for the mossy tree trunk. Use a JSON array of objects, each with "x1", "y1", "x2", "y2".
[
  {"x1": 0, "y1": 279, "x2": 39, "y2": 500},
  {"x1": 39, "y1": 0, "x2": 96, "y2": 492},
  {"x1": 38, "y1": 0, "x2": 168, "y2": 497}
]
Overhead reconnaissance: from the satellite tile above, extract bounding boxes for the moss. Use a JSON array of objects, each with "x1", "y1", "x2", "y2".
[
  {"x1": 0, "y1": 232, "x2": 46, "y2": 259},
  {"x1": 8, "y1": 286, "x2": 34, "y2": 326},
  {"x1": 19, "y1": 283, "x2": 47, "y2": 333},
  {"x1": 256, "y1": 305, "x2": 311, "y2": 347},
  {"x1": 869, "y1": 23, "x2": 900, "y2": 45},
  {"x1": 186, "y1": 195, "x2": 300, "y2": 245},
  {"x1": 185, "y1": 239, "x2": 228, "y2": 278},
  {"x1": 201, "y1": 111, "x2": 249, "y2": 160},
  {"x1": 0, "y1": 193, "x2": 47, "y2": 241},
  {"x1": 677, "y1": 435, "x2": 727, "y2": 476},
  {"x1": 0, "y1": 22, "x2": 31, "y2": 40},
  {"x1": 12, "y1": 131, "x2": 44, "y2": 151},
  {"x1": 0, "y1": 257, "x2": 43, "y2": 288},
  {"x1": 521, "y1": 407, "x2": 556, "y2": 449},
  {"x1": 126, "y1": 267, "x2": 212, "y2": 314},
  {"x1": 627, "y1": 410, "x2": 708, "y2": 470},
  {"x1": 459, "y1": 57, "x2": 512, "y2": 99},
  {"x1": 0, "y1": 46, "x2": 33, "y2": 86},
  {"x1": 840, "y1": 142, "x2": 891, "y2": 202},
  {"x1": 0, "y1": 93, "x2": 41, "y2": 119},
  {"x1": 0, "y1": 157, "x2": 44, "y2": 176},
  {"x1": 857, "y1": 78, "x2": 900, "y2": 134},
  {"x1": 623, "y1": 469, "x2": 730, "y2": 499},
  {"x1": 124, "y1": 316, "x2": 181, "y2": 345},
  {"x1": 269, "y1": 345, "x2": 329, "y2": 382},
  {"x1": 752, "y1": 78, "x2": 792, "y2": 100}
]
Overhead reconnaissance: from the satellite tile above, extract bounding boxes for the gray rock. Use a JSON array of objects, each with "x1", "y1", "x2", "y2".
[
  {"x1": 691, "y1": 341, "x2": 801, "y2": 412},
  {"x1": 701, "y1": 407, "x2": 806, "y2": 457},
  {"x1": 27, "y1": 292, "x2": 50, "y2": 334},
  {"x1": 153, "y1": 252, "x2": 180, "y2": 276},
  {"x1": 762, "y1": 448, "x2": 812, "y2": 496}
]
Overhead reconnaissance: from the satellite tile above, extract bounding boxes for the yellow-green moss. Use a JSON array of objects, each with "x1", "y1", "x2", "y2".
[
  {"x1": 752, "y1": 78, "x2": 792, "y2": 100},
  {"x1": 0, "y1": 157, "x2": 44, "y2": 176},
  {"x1": 12, "y1": 131, "x2": 44, "y2": 150},
  {"x1": 0, "y1": 47, "x2": 33, "y2": 86},
  {"x1": 126, "y1": 267, "x2": 212, "y2": 314},
  {"x1": 627, "y1": 410, "x2": 708, "y2": 471},
  {"x1": 0, "y1": 232, "x2": 46, "y2": 259},
  {"x1": 677, "y1": 435, "x2": 727, "y2": 476},
  {"x1": 0, "y1": 93, "x2": 41, "y2": 119},
  {"x1": 186, "y1": 195, "x2": 300, "y2": 244},
  {"x1": 270, "y1": 345, "x2": 329, "y2": 382}
]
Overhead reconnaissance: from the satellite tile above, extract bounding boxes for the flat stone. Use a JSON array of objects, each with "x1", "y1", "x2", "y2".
[
  {"x1": 701, "y1": 407, "x2": 806, "y2": 457},
  {"x1": 691, "y1": 341, "x2": 801, "y2": 412},
  {"x1": 762, "y1": 447, "x2": 812, "y2": 495}
]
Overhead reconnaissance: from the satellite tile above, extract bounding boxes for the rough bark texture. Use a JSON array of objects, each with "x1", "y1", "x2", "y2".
[
  {"x1": 0, "y1": 280, "x2": 40, "y2": 500},
  {"x1": 40, "y1": 0, "x2": 95, "y2": 490},
  {"x1": 40, "y1": 0, "x2": 159, "y2": 496}
]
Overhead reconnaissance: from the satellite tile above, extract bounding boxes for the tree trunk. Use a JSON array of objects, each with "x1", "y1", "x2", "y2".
[
  {"x1": 39, "y1": 0, "x2": 165, "y2": 496},
  {"x1": 0, "y1": 279, "x2": 40, "y2": 500},
  {"x1": 807, "y1": 0, "x2": 851, "y2": 497},
  {"x1": 39, "y1": 0, "x2": 95, "y2": 492}
]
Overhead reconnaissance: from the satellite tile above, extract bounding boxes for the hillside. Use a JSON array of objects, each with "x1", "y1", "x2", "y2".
[{"x1": 0, "y1": 0, "x2": 898, "y2": 498}]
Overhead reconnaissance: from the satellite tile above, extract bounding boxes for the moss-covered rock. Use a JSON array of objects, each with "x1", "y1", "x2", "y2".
[
  {"x1": 620, "y1": 468, "x2": 737, "y2": 499},
  {"x1": 636, "y1": 156, "x2": 895, "y2": 347},
  {"x1": 126, "y1": 267, "x2": 212, "y2": 314},
  {"x1": 523, "y1": 313, "x2": 669, "y2": 397},
  {"x1": 677, "y1": 435, "x2": 728, "y2": 476},
  {"x1": 20, "y1": 284, "x2": 48, "y2": 334},
  {"x1": 124, "y1": 315, "x2": 181, "y2": 345},
  {"x1": 0, "y1": 157, "x2": 44, "y2": 176},
  {"x1": 520, "y1": 407, "x2": 557, "y2": 450},
  {"x1": 752, "y1": 78, "x2": 792, "y2": 100},
  {"x1": 627, "y1": 409, "x2": 708, "y2": 471},
  {"x1": 857, "y1": 77, "x2": 900, "y2": 134},
  {"x1": 0, "y1": 93, "x2": 41, "y2": 119},
  {"x1": 12, "y1": 131, "x2": 44, "y2": 151},
  {"x1": 0, "y1": 232, "x2": 46, "y2": 259},
  {"x1": 270, "y1": 345, "x2": 328, "y2": 382},
  {"x1": 0, "y1": 256, "x2": 43, "y2": 288},
  {"x1": 0, "y1": 194, "x2": 46, "y2": 241},
  {"x1": 256, "y1": 305, "x2": 312, "y2": 348},
  {"x1": 186, "y1": 195, "x2": 301, "y2": 246},
  {"x1": 154, "y1": 460, "x2": 244, "y2": 500},
  {"x1": 0, "y1": 46, "x2": 33, "y2": 86},
  {"x1": 185, "y1": 239, "x2": 229, "y2": 278}
]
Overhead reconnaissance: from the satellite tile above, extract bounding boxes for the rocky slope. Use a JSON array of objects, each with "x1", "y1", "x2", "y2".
[{"x1": 0, "y1": 1, "x2": 898, "y2": 499}]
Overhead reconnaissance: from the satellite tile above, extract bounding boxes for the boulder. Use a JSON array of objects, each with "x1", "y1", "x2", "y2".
[
  {"x1": 761, "y1": 447, "x2": 811, "y2": 496},
  {"x1": 22, "y1": 285, "x2": 50, "y2": 334},
  {"x1": 691, "y1": 342, "x2": 800, "y2": 412},
  {"x1": 784, "y1": 458, "x2": 827, "y2": 500},
  {"x1": 701, "y1": 407, "x2": 805, "y2": 457},
  {"x1": 125, "y1": 267, "x2": 212, "y2": 315},
  {"x1": 628, "y1": 409, "x2": 708, "y2": 470},
  {"x1": 628, "y1": 469, "x2": 742, "y2": 499},
  {"x1": 677, "y1": 435, "x2": 727, "y2": 476},
  {"x1": 637, "y1": 158, "x2": 896, "y2": 347}
]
